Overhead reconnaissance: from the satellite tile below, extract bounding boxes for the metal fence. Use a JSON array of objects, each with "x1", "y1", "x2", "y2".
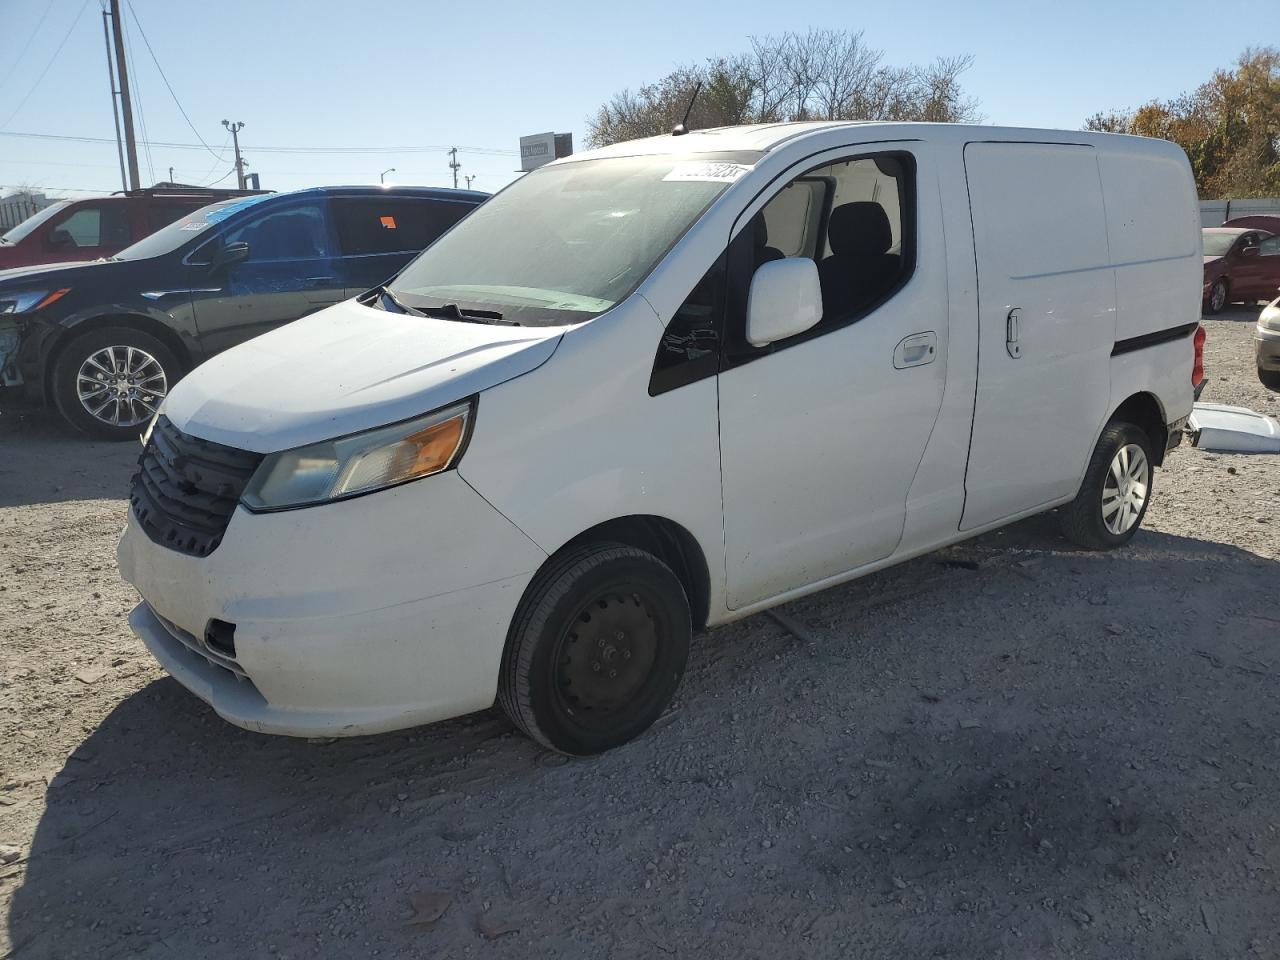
[
  {"x1": 1200, "y1": 198, "x2": 1280, "y2": 227},
  {"x1": 0, "y1": 192, "x2": 58, "y2": 232}
]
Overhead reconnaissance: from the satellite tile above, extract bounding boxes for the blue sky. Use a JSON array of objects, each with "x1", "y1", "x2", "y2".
[{"x1": 0, "y1": 0, "x2": 1261, "y2": 199}]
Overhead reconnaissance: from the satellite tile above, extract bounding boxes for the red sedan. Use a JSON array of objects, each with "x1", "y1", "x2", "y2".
[{"x1": 1203, "y1": 227, "x2": 1280, "y2": 313}]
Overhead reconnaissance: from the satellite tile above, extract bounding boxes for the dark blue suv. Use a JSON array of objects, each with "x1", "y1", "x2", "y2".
[{"x1": 0, "y1": 185, "x2": 487, "y2": 439}]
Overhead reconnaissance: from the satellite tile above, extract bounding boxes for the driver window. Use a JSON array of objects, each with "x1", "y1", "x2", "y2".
[
  {"x1": 1260, "y1": 235, "x2": 1280, "y2": 257},
  {"x1": 728, "y1": 153, "x2": 913, "y2": 359},
  {"x1": 223, "y1": 201, "x2": 333, "y2": 262}
]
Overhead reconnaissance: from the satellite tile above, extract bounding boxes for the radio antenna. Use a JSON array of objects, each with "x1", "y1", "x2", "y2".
[{"x1": 672, "y1": 82, "x2": 703, "y2": 137}]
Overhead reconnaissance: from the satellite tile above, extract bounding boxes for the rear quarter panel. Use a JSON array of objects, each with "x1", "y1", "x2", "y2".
[{"x1": 1097, "y1": 140, "x2": 1199, "y2": 429}]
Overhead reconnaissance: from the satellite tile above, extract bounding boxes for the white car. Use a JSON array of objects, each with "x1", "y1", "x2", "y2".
[
  {"x1": 118, "y1": 122, "x2": 1205, "y2": 755},
  {"x1": 1258, "y1": 295, "x2": 1280, "y2": 390}
]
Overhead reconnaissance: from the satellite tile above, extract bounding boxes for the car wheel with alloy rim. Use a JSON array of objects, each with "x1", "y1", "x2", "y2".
[
  {"x1": 52, "y1": 326, "x2": 179, "y2": 441},
  {"x1": 1207, "y1": 279, "x2": 1228, "y2": 314},
  {"x1": 1060, "y1": 421, "x2": 1155, "y2": 550}
]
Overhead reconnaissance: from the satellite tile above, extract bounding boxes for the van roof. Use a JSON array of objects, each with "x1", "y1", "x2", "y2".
[{"x1": 560, "y1": 121, "x2": 1176, "y2": 163}]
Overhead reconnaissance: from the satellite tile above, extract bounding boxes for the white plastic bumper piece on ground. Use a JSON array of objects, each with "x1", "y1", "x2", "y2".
[
  {"x1": 1188, "y1": 402, "x2": 1280, "y2": 454},
  {"x1": 118, "y1": 471, "x2": 546, "y2": 737}
]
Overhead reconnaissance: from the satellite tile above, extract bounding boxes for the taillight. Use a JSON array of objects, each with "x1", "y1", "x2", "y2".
[{"x1": 1192, "y1": 324, "x2": 1206, "y2": 387}]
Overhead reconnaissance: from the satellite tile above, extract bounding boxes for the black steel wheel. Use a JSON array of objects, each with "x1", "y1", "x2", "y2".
[{"x1": 499, "y1": 542, "x2": 691, "y2": 756}]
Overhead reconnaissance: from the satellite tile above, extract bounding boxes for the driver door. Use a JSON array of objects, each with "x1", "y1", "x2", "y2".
[{"x1": 189, "y1": 198, "x2": 345, "y2": 355}]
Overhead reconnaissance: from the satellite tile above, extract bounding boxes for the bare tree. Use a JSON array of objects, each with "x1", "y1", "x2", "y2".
[{"x1": 586, "y1": 31, "x2": 980, "y2": 147}]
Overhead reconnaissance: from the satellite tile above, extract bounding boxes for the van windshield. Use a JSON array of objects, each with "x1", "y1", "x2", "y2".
[
  {"x1": 0, "y1": 201, "x2": 71, "y2": 244},
  {"x1": 387, "y1": 153, "x2": 761, "y2": 326},
  {"x1": 115, "y1": 194, "x2": 273, "y2": 260}
]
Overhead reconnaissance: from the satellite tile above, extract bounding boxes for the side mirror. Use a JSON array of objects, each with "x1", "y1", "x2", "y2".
[
  {"x1": 1241, "y1": 245, "x2": 1260, "y2": 258},
  {"x1": 47, "y1": 228, "x2": 74, "y2": 249},
  {"x1": 211, "y1": 240, "x2": 250, "y2": 271},
  {"x1": 746, "y1": 257, "x2": 823, "y2": 347}
]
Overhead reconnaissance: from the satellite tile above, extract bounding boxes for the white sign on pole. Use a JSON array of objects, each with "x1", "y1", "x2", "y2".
[{"x1": 519, "y1": 132, "x2": 557, "y2": 172}]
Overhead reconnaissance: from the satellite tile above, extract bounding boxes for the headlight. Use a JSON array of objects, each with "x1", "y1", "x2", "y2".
[
  {"x1": 0, "y1": 288, "x2": 71, "y2": 315},
  {"x1": 241, "y1": 400, "x2": 473, "y2": 511},
  {"x1": 1260, "y1": 300, "x2": 1280, "y2": 332}
]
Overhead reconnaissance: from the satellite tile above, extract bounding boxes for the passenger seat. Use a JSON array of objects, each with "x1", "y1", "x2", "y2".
[{"x1": 817, "y1": 202, "x2": 900, "y2": 319}]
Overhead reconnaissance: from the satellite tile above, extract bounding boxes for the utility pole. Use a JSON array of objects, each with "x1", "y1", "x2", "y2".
[
  {"x1": 100, "y1": 9, "x2": 127, "y2": 192},
  {"x1": 108, "y1": 0, "x2": 141, "y2": 192},
  {"x1": 464, "y1": 175, "x2": 475, "y2": 190},
  {"x1": 448, "y1": 147, "x2": 460, "y2": 189},
  {"x1": 168, "y1": 166, "x2": 174, "y2": 183},
  {"x1": 222, "y1": 120, "x2": 246, "y2": 189}
]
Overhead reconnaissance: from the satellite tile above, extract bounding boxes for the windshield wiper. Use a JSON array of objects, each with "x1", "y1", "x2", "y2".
[
  {"x1": 419, "y1": 302, "x2": 517, "y2": 326},
  {"x1": 373, "y1": 285, "x2": 428, "y2": 317}
]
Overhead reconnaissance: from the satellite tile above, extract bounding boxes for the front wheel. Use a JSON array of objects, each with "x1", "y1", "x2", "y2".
[
  {"x1": 498, "y1": 542, "x2": 691, "y2": 756},
  {"x1": 1207, "y1": 279, "x2": 1228, "y2": 314},
  {"x1": 1059, "y1": 422, "x2": 1154, "y2": 550},
  {"x1": 52, "y1": 326, "x2": 178, "y2": 441}
]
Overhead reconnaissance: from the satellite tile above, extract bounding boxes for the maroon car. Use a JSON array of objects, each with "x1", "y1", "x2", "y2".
[
  {"x1": 0, "y1": 187, "x2": 263, "y2": 271},
  {"x1": 1202, "y1": 227, "x2": 1280, "y2": 313}
]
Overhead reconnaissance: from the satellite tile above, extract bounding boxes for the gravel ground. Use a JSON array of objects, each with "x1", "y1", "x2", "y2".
[{"x1": 1, "y1": 310, "x2": 1277, "y2": 960}]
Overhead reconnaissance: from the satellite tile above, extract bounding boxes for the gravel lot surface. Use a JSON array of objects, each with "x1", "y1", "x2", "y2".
[{"x1": 1, "y1": 310, "x2": 1277, "y2": 959}]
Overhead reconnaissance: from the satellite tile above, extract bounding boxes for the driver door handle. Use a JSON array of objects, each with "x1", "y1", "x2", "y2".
[{"x1": 894, "y1": 331, "x2": 937, "y2": 369}]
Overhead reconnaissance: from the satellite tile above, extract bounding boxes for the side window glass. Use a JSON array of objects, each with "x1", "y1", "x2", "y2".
[
  {"x1": 725, "y1": 152, "x2": 914, "y2": 361},
  {"x1": 223, "y1": 202, "x2": 333, "y2": 262},
  {"x1": 333, "y1": 198, "x2": 472, "y2": 256},
  {"x1": 1259, "y1": 235, "x2": 1280, "y2": 257},
  {"x1": 648, "y1": 253, "x2": 725, "y2": 396},
  {"x1": 149, "y1": 204, "x2": 195, "y2": 232}
]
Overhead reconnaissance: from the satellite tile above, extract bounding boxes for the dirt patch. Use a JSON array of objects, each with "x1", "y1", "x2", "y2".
[{"x1": 2, "y1": 315, "x2": 1278, "y2": 959}]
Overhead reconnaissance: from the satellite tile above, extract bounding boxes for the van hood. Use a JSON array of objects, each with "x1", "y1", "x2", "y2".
[{"x1": 163, "y1": 298, "x2": 565, "y2": 453}]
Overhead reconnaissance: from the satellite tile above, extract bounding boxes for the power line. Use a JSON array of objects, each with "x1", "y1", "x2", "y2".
[
  {"x1": 0, "y1": 130, "x2": 518, "y2": 156},
  {"x1": 124, "y1": 0, "x2": 224, "y2": 162},
  {"x1": 0, "y1": 2, "x2": 56, "y2": 93},
  {"x1": 0, "y1": 0, "x2": 93, "y2": 131}
]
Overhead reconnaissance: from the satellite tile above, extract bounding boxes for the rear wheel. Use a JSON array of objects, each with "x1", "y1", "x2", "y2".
[
  {"x1": 1207, "y1": 279, "x2": 1228, "y2": 314},
  {"x1": 498, "y1": 542, "x2": 691, "y2": 756},
  {"x1": 1060, "y1": 422, "x2": 1154, "y2": 550},
  {"x1": 1260, "y1": 367, "x2": 1280, "y2": 392},
  {"x1": 52, "y1": 326, "x2": 178, "y2": 441}
]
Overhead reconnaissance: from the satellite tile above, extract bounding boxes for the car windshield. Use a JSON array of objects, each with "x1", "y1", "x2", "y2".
[
  {"x1": 386, "y1": 153, "x2": 761, "y2": 326},
  {"x1": 1202, "y1": 230, "x2": 1243, "y2": 257},
  {"x1": 0, "y1": 201, "x2": 71, "y2": 244},
  {"x1": 114, "y1": 194, "x2": 274, "y2": 260}
]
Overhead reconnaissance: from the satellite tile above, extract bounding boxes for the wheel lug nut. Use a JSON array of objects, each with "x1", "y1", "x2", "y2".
[
  {"x1": 608, "y1": 669, "x2": 617, "y2": 678},
  {"x1": 591, "y1": 662, "x2": 600, "y2": 672},
  {"x1": 616, "y1": 631, "x2": 625, "y2": 641},
  {"x1": 623, "y1": 650, "x2": 631, "y2": 660},
  {"x1": 598, "y1": 639, "x2": 605, "y2": 648}
]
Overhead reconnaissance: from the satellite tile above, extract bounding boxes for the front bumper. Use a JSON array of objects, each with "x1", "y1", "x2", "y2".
[
  {"x1": 1257, "y1": 325, "x2": 1280, "y2": 372},
  {"x1": 118, "y1": 471, "x2": 546, "y2": 737}
]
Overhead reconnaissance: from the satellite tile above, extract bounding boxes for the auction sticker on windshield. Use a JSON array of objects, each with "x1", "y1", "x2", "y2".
[{"x1": 663, "y1": 162, "x2": 753, "y2": 184}]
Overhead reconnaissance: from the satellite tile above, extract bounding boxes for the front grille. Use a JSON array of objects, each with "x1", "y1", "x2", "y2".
[{"x1": 129, "y1": 416, "x2": 263, "y2": 557}]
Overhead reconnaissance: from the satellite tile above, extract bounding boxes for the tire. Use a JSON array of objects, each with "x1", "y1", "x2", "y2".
[
  {"x1": 52, "y1": 326, "x2": 179, "y2": 441},
  {"x1": 1207, "y1": 279, "x2": 1228, "y2": 314},
  {"x1": 1260, "y1": 367, "x2": 1280, "y2": 392},
  {"x1": 1059, "y1": 421, "x2": 1155, "y2": 550},
  {"x1": 498, "y1": 542, "x2": 691, "y2": 756}
]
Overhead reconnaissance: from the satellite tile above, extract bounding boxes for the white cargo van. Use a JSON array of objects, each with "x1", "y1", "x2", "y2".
[{"x1": 118, "y1": 122, "x2": 1205, "y2": 755}]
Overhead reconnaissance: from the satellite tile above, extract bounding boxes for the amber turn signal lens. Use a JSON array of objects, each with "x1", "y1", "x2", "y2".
[{"x1": 400, "y1": 415, "x2": 467, "y2": 479}]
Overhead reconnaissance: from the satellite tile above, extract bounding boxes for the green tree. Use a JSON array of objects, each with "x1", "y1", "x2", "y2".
[{"x1": 1086, "y1": 48, "x2": 1280, "y2": 198}]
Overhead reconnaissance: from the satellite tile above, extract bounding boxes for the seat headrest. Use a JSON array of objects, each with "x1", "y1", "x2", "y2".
[{"x1": 827, "y1": 202, "x2": 892, "y2": 257}]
